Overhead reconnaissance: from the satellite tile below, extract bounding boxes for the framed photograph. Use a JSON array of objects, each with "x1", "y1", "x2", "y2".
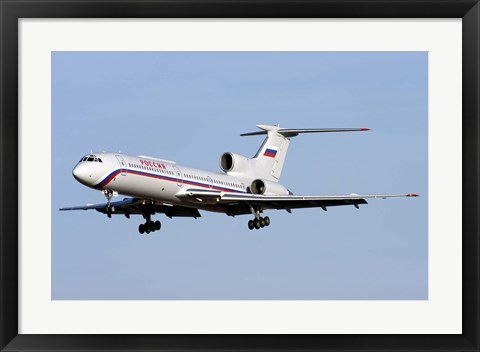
[{"x1": 1, "y1": 0, "x2": 478, "y2": 351}]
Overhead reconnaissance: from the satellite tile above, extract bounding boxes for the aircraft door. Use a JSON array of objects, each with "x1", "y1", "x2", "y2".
[
  {"x1": 173, "y1": 166, "x2": 183, "y2": 186},
  {"x1": 115, "y1": 155, "x2": 127, "y2": 176},
  {"x1": 207, "y1": 176, "x2": 213, "y2": 189}
]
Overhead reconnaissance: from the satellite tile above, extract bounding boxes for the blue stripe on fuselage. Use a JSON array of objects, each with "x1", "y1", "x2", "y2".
[{"x1": 94, "y1": 168, "x2": 246, "y2": 193}]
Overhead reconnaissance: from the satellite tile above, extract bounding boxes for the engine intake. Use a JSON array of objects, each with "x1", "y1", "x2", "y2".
[
  {"x1": 250, "y1": 179, "x2": 289, "y2": 196},
  {"x1": 220, "y1": 152, "x2": 250, "y2": 173}
]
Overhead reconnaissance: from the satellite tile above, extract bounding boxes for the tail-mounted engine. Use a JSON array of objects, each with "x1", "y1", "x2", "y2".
[
  {"x1": 220, "y1": 152, "x2": 251, "y2": 174},
  {"x1": 250, "y1": 179, "x2": 290, "y2": 196}
]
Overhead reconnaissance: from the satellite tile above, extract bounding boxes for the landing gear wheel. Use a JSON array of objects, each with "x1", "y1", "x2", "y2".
[
  {"x1": 260, "y1": 217, "x2": 266, "y2": 228},
  {"x1": 145, "y1": 228, "x2": 151, "y2": 234},
  {"x1": 155, "y1": 220, "x2": 161, "y2": 231},
  {"x1": 248, "y1": 220, "x2": 254, "y2": 230},
  {"x1": 254, "y1": 219, "x2": 261, "y2": 229},
  {"x1": 148, "y1": 221, "x2": 156, "y2": 232},
  {"x1": 264, "y1": 216, "x2": 270, "y2": 226},
  {"x1": 139, "y1": 224, "x2": 145, "y2": 234}
]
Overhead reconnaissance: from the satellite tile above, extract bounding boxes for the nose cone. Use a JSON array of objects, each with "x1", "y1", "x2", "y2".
[{"x1": 72, "y1": 163, "x2": 95, "y2": 186}]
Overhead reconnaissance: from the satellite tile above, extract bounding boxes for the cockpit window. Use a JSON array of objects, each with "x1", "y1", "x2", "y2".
[
  {"x1": 81, "y1": 154, "x2": 103, "y2": 162},
  {"x1": 79, "y1": 155, "x2": 103, "y2": 163}
]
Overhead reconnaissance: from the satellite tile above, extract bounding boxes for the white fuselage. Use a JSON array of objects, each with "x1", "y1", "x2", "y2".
[{"x1": 72, "y1": 152, "x2": 251, "y2": 212}]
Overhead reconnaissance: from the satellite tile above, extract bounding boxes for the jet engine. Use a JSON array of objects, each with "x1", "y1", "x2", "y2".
[
  {"x1": 250, "y1": 179, "x2": 290, "y2": 196},
  {"x1": 220, "y1": 152, "x2": 250, "y2": 173}
]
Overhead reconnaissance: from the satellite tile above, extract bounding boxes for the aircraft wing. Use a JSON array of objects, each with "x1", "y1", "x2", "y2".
[
  {"x1": 180, "y1": 189, "x2": 418, "y2": 216},
  {"x1": 60, "y1": 197, "x2": 201, "y2": 218},
  {"x1": 59, "y1": 197, "x2": 139, "y2": 211}
]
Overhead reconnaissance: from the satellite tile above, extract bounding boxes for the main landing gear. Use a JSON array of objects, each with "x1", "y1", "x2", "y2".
[
  {"x1": 248, "y1": 216, "x2": 270, "y2": 230},
  {"x1": 138, "y1": 211, "x2": 161, "y2": 234},
  {"x1": 138, "y1": 220, "x2": 161, "y2": 234},
  {"x1": 247, "y1": 205, "x2": 270, "y2": 230}
]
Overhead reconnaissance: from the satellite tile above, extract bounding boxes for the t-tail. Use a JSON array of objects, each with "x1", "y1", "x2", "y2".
[{"x1": 239, "y1": 124, "x2": 370, "y2": 182}]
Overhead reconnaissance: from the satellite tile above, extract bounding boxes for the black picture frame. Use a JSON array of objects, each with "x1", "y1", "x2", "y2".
[{"x1": 1, "y1": 1, "x2": 478, "y2": 351}]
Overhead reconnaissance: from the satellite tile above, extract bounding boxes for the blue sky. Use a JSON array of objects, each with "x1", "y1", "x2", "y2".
[{"x1": 52, "y1": 52, "x2": 427, "y2": 300}]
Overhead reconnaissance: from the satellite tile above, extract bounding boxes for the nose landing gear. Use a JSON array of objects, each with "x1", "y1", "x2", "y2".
[{"x1": 102, "y1": 189, "x2": 115, "y2": 217}]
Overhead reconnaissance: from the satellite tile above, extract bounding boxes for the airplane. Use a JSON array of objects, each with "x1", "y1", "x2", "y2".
[{"x1": 60, "y1": 124, "x2": 418, "y2": 234}]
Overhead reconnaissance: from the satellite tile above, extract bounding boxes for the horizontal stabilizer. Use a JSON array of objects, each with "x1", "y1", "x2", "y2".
[{"x1": 241, "y1": 125, "x2": 370, "y2": 137}]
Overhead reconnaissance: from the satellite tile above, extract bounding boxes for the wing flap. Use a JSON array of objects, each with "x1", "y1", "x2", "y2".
[
  {"x1": 153, "y1": 204, "x2": 201, "y2": 218},
  {"x1": 219, "y1": 194, "x2": 371, "y2": 211},
  {"x1": 220, "y1": 193, "x2": 417, "y2": 203}
]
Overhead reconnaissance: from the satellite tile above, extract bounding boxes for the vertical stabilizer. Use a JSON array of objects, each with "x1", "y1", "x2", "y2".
[{"x1": 251, "y1": 126, "x2": 290, "y2": 182}]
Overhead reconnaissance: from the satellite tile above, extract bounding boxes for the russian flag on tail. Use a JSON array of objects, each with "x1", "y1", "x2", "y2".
[{"x1": 263, "y1": 146, "x2": 278, "y2": 158}]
